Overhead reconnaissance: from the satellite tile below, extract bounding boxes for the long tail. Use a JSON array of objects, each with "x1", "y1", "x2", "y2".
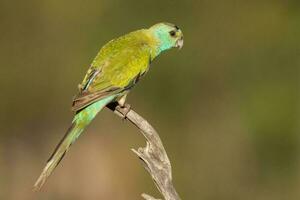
[{"x1": 33, "y1": 96, "x2": 115, "y2": 191}]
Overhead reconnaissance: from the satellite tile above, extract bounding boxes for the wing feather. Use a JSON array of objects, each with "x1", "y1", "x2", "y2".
[
  {"x1": 72, "y1": 32, "x2": 151, "y2": 112},
  {"x1": 72, "y1": 86, "x2": 122, "y2": 112}
]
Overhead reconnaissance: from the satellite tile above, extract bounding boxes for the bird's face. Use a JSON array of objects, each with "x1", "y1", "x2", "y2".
[{"x1": 149, "y1": 22, "x2": 184, "y2": 53}]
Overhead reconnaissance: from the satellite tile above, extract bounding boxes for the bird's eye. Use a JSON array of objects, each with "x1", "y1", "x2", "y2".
[{"x1": 169, "y1": 30, "x2": 176, "y2": 37}]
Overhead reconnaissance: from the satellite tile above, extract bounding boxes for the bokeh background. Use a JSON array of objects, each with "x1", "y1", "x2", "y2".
[{"x1": 0, "y1": 0, "x2": 299, "y2": 199}]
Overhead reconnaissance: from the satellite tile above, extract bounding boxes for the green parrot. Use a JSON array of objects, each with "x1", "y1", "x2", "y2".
[{"x1": 34, "y1": 22, "x2": 184, "y2": 190}]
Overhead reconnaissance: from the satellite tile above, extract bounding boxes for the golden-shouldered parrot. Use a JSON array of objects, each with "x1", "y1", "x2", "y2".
[{"x1": 34, "y1": 22, "x2": 184, "y2": 190}]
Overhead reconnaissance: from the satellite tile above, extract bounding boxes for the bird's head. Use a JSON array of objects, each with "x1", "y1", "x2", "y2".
[{"x1": 149, "y1": 22, "x2": 184, "y2": 53}]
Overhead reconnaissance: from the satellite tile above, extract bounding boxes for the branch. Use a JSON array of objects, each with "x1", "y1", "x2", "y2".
[{"x1": 107, "y1": 103, "x2": 181, "y2": 200}]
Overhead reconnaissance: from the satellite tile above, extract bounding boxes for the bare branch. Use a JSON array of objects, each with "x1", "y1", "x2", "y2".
[{"x1": 107, "y1": 103, "x2": 181, "y2": 200}]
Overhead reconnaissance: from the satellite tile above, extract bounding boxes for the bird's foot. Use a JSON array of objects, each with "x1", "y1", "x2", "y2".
[{"x1": 118, "y1": 103, "x2": 131, "y2": 119}]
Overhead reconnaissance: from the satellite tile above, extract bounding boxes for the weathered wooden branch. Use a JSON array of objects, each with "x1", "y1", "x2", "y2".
[{"x1": 107, "y1": 103, "x2": 181, "y2": 200}]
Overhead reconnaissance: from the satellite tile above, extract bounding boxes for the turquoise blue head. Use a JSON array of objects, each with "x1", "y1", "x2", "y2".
[{"x1": 149, "y1": 22, "x2": 184, "y2": 53}]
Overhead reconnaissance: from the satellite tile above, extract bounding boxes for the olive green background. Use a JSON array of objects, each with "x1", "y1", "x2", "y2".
[{"x1": 0, "y1": 0, "x2": 299, "y2": 199}]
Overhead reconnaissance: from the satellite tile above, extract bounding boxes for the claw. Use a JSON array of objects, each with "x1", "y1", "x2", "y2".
[{"x1": 119, "y1": 103, "x2": 131, "y2": 119}]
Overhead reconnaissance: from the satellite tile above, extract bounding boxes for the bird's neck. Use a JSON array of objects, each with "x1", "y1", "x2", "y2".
[{"x1": 143, "y1": 30, "x2": 167, "y2": 60}]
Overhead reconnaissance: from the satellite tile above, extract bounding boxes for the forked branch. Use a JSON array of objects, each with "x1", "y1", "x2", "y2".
[{"x1": 107, "y1": 103, "x2": 181, "y2": 200}]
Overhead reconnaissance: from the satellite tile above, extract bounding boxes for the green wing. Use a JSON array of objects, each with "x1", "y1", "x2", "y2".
[{"x1": 72, "y1": 32, "x2": 151, "y2": 111}]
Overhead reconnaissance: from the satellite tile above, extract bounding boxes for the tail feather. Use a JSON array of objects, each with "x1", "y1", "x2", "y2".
[
  {"x1": 33, "y1": 122, "x2": 82, "y2": 191},
  {"x1": 33, "y1": 95, "x2": 116, "y2": 191}
]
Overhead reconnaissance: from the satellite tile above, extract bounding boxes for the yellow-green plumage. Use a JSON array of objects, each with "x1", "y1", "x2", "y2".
[
  {"x1": 72, "y1": 30, "x2": 155, "y2": 111},
  {"x1": 34, "y1": 22, "x2": 183, "y2": 190}
]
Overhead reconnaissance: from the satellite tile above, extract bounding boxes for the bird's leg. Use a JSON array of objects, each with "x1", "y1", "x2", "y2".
[
  {"x1": 118, "y1": 94, "x2": 127, "y2": 107},
  {"x1": 117, "y1": 94, "x2": 131, "y2": 119}
]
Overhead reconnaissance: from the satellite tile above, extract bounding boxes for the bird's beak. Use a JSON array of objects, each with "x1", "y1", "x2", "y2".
[{"x1": 176, "y1": 37, "x2": 184, "y2": 49}]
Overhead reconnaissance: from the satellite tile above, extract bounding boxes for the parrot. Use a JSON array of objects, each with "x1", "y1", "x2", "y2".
[{"x1": 34, "y1": 22, "x2": 184, "y2": 190}]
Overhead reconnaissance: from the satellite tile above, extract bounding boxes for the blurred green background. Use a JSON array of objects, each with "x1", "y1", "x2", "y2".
[{"x1": 0, "y1": 0, "x2": 299, "y2": 199}]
